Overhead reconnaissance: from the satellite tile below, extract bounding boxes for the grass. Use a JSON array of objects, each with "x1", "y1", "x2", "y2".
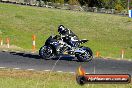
[
  {"x1": 0, "y1": 69, "x2": 132, "y2": 88},
  {"x1": 0, "y1": 3, "x2": 132, "y2": 59}
]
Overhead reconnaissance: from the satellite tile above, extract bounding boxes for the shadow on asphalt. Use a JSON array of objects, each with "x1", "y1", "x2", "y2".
[
  {"x1": 9, "y1": 52, "x2": 41, "y2": 59},
  {"x1": 9, "y1": 52, "x2": 79, "y2": 62}
]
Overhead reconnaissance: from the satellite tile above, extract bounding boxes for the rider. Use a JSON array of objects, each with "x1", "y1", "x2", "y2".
[{"x1": 58, "y1": 25, "x2": 79, "y2": 47}]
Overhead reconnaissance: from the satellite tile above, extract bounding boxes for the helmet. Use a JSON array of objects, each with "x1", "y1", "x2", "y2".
[{"x1": 58, "y1": 25, "x2": 65, "y2": 35}]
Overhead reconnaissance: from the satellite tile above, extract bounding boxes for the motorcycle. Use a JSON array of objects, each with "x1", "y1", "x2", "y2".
[{"x1": 39, "y1": 34, "x2": 93, "y2": 62}]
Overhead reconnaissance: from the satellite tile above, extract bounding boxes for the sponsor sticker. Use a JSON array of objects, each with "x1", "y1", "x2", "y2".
[{"x1": 76, "y1": 66, "x2": 131, "y2": 85}]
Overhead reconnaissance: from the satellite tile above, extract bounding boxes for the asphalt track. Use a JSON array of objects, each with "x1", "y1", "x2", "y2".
[{"x1": 0, "y1": 51, "x2": 132, "y2": 75}]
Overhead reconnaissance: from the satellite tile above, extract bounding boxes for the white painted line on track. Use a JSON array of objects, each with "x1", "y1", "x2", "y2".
[
  {"x1": 112, "y1": 67, "x2": 117, "y2": 68},
  {"x1": 57, "y1": 71, "x2": 63, "y2": 73},
  {"x1": 44, "y1": 70, "x2": 50, "y2": 72},
  {"x1": 128, "y1": 59, "x2": 132, "y2": 61},
  {"x1": 15, "y1": 51, "x2": 20, "y2": 53},
  {"x1": 0, "y1": 66, "x2": 75, "y2": 74},
  {"x1": 0, "y1": 67, "x2": 6, "y2": 69},
  {"x1": 13, "y1": 68, "x2": 21, "y2": 70},
  {"x1": 27, "y1": 69, "x2": 35, "y2": 71},
  {"x1": 2, "y1": 50, "x2": 8, "y2": 52},
  {"x1": 69, "y1": 72, "x2": 75, "y2": 74},
  {"x1": 0, "y1": 66, "x2": 76, "y2": 74}
]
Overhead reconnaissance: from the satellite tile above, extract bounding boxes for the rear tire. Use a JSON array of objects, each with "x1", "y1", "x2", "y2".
[
  {"x1": 39, "y1": 45, "x2": 54, "y2": 60},
  {"x1": 76, "y1": 47, "x2": 93, "y2": 62}
]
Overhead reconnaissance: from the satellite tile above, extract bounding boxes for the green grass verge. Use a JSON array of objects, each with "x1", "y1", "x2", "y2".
[
  {"x1": 0, "y1": 69, "x2": 132, "y2": 88},
  {"x1": 0, "y1": 3, "x2": 132, "y2": 59}
]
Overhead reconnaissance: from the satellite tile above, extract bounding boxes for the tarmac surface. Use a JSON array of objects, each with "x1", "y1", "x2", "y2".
[{"x1": 0, "y1": 51, "x2": 132, "y2": 75}]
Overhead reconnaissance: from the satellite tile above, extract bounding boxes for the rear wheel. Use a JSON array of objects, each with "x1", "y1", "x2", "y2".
[
  {"x1": 76, "y1": 47, "x2": 93, "y2": 62},
  {"x1": 39, "y1": 45, "x2": 54, "y2": 60}
]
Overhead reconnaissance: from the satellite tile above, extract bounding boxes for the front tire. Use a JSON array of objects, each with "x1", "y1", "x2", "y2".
[
  {"x1": 39, "y1": 45, "x2": 54, "y2": 60},
  {"x1": 76, "y1": 47, "x2": 93, "y2": 62}
]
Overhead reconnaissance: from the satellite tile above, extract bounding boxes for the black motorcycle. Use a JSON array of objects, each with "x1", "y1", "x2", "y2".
[{"x1": 39, "y1": 35, "x2": 93, "y2": 62}]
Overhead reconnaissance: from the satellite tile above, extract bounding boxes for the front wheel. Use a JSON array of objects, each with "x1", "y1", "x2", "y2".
[
  {"x1": 75, "y1": 47, "x2": 93, "y2": 62},
  {"x1": 39, "y1": 45, "x2": 54, "y2": 60}
]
